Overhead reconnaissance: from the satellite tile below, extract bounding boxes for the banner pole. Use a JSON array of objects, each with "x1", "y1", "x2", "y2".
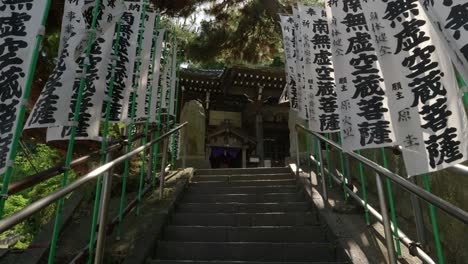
[
  {"x1": 381, "y1": 148, "x2": 402, "y2": 256},
  {"x1": 87, "y1": 3, "x2": 125, "y2": 261},
  {"x1": 313, "y1": 136, "x2": 320, "y2": 176},
  {"x1": 116, "y1": 0, "x2": 148, "y2": 240},
  {"x1": 337, "y1": 134, "x2": 348, "y2": 201},
  {"x1": 324, "y1": 133, "x2": 332, "y2": 188},
  {"x1": 170, "y1": 59, "x2": 181, "y2": 168},
  {"x1": 356, "y1": 149, "x2": 370, "y2": 225},
  {"x1": 0, "y1": 0, "x2": 52, "y2": 217},
  {"x1": 305, "y1": 120, "x2": 310, "y2": 172},
  {"x1": 136, "y1": 14, "x2": 161, "y2": 216},
  {"x1": 422, "y1": 174, "x2": 445, "y2": 264},
  {"x1": 151, "y1": 31, "x2": 169, "y2": 190},
  {"x1": 48, "y1": 0, "x2": 103, "y2": 262},
  {"x1": 164, "y1": 34, "x2": 176, "y2": 169}
]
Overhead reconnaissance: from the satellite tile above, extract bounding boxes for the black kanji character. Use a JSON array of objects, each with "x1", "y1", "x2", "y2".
[
  {"x1": 343, "y1": 0, "x2": 362, "y2": 13},
  {"x1": 420, "y1": 97, "x2": 452, "y2": 132},
  {"x1": 394, "y1": 19, "x2": 429, "y2": 53},
  {"x1": 383, "y1": 0, "x2": 419, "y2": 27},
  {"x1": 445, "y1": 3, "x2": 468, "y2": 40},
  {"x1": 357, "y1": 95, "x2": 388, "y2": 120},
  {"x1": 346, "y1": 32, "x2": 374, "y2": 54},
  {"x1": 342, "y1": 13, "x2": 368, "y2": 32}
]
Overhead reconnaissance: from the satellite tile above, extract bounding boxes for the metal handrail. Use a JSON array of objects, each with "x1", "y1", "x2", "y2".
[
  {"x1": 8, "y1": 126, "x2": 161, "y2": 195},
  {"x1": 296, "y1": 124, "x2": 468, "y2": 225},
  {"x1": 0, "y1": 122, "x2": 188, "y2": 234}
]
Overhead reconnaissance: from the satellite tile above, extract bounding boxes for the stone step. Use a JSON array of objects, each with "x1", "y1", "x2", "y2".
[
  {"x1": 170, "y1": 212, "x2": 320, "y2": 226},
  {"x1": 149, "y1": 260, "x2": 347, "y2": 264},
  {"x1": 163, "y1": 226, "x2": 328, "y2": 243},
  {"x1": 181, "y1": 193, "x2": 304, "y2": 203},
  {"x1": 155, "y1": 241, "x2": 339, "y2": 262},
  {"x1": 195, "y1": 167, "x2": 291, "y2": 176},
  {"x1": 191, "y1": 173, "x2": 292, "y2": 182},
  {"x1": 176, "y1": 202, "x2": 311, "y2": 213},
  {"x1": 186, "y1": 185, "x2": 298, "y2": 195},
  {"x1": 189, "y1": 179, "x2": 296, "y2": 188}
]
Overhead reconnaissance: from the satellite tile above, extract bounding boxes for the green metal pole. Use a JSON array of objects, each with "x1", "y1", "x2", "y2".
[
  {"x1": 305, "y1": 121, "x2": 310, "y2": 171},
  {"x1": 0, "y1": 0, "x2": 52, "y2": 217},
  {"x1": 151, "y1": 31, "x2": 169, "y2": 189},
  {"x1": 48, "y1": 1, "x2": 103, "y2": 262},
  {"x1": 313, "y1": 137, "x2": 320, "y2": 176},
  {"x1": 165, "y1": 35, "x2": 176, "y2": 134},
  {"x1": 455, "y1": 69, "x2": 467, "y2": 110},
  {"x1": 337, "y1": 134, "x2": 348, "y2": 201},
  {"x1": 136, "y1": 14, "x2": 161, "y2": 216},
  {"x1": 381, "y1": 148, "x2": 402, "y2": 256},
  {"x1": 356, "y1": 150, "x2": 370, "y2": 225},
  {"x1": 87, "y1": 4, "x2": 124, "y2": 261},
  {"x1": 116, "y1": 0, "x2": 148, "y2": 239},
  {"x1": 324, "y1": 133, "x2": 332, "y2": 188},
  {"x1": 422, "y1": 174, "x2": 445, "y2": 264},
  {"x1": 170, "y1": 60, "x2": 181, "y2": 168}
]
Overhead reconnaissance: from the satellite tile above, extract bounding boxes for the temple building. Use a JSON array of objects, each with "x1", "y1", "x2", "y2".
[{"x1": 177, "y1": 66, "x2": 291, "y2": 169}]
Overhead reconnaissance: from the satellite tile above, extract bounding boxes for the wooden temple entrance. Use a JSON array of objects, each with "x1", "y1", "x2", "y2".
[{"x1": 179, "y1": 66, "x2": 290, "y2": 169}]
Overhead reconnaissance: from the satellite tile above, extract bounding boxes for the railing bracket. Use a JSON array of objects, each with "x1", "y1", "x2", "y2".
[{"x1": 409, "y1": 241, "x2": 422, "y2": 256}]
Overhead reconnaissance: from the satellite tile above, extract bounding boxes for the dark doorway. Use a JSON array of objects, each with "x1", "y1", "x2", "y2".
[{"x1": 210, "y1": 147, "x2": 242, "y2": 168}]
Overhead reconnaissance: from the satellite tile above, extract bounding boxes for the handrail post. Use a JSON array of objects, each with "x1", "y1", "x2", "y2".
[
  {"x1": 294, "y1": 127, "x2": 300, "y2": 177},
  {"x1": 409, "y1": 177, "x2": 427, "y2": 247},
  {"x1": 316, "y1": 135, "x2": 328, "y2": 202},
  {"x1": 159, "y1": 138, "x2": 169, "y2": 200},
  {"x1": 94, "y1": 152, "x2": 113, "y2": 264},
  {"x1": 375, "y1": 173, "x2": 397, "y2": 264},
  {"x1": 182, "y1": 126, "x2": 187, "y2": 169},
  {"x1": 147, "y1": 139, "x2": 155, "y2": 182}
]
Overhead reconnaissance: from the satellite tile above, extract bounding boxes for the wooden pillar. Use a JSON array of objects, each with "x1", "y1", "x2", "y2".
[
  {"x1": 242, "y1": 146, "x2": 247, "y2": 168},
  {"x1": 256, "y1": 114, "x2": 264, "y2": 167}
]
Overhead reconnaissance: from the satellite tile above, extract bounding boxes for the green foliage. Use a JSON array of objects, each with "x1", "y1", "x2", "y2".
[
  {"x1": 182, "y1": 0, "x2": 325, "y2": 67},
  {"x1": 0, "y1": 144, "x2": 76, "y2": 249}
]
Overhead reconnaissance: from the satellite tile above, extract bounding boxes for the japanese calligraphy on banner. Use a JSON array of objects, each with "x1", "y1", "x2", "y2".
[
  {"x1": 160, "y1": 41, "x2": 174, "y2": 113},
  {"x1": 170, "y1": 124, "x2": 181, "y2": 160},
  {"x1": 362, "y1": 0, "x2": 468, "y2": 176},
  {"x1": 326, "y1": 0, "x2": 396, "y2": 151},
  {"x1": 26, "y1": 0, "x2": 86, "y2": 130},
  {"x1": 420, "y1": 0, "x2": 468, "y2": 82},
  {"x1": 46, "y1": 25, "x2": 116, "y2": 141},
  {"x1": 292, "y1": 6, "x2": 308, "y2": 120},
  {"x1": 0, "y1": 0, "x2": 47, "y2": 173},
  {"x1": 299, "y1": 4, "x2": 340, "y2": 133},
  {"x1": 169, "y1": 43, "x2": 178, "y2": 116},
  {"x1": 105, "y1": 2, "x2": 141, "y2": 123},
  {"x1": 134, "y1": 11, "x2": 157, "y2": 123},
  {"x1": 74, "y1": 0, "x2": 125, "y2": 60},
  {"x1": 149, "y1": 29, "x2": 166, "y2": 123},
  {"x1": 279, "y1": 15, "x2": 299, "y2": 111},
  {"x1": 25, "y1": 0, "x2": 124, "y2": 130}
]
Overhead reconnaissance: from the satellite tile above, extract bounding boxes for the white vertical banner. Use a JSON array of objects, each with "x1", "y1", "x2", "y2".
[
  {"x1": 46, "y1": 26, "x2": 116, "y2": 141},
  {"x1": 105, "y1": 2, "x2": 142, "y2": 123},
  {"x1": 292, "y1": 6, "x2": 308, "y2": 120},
  {"x1": 326, "y1": 0, "x2": 396, "y2": 151},
  {"x1": 149, "y1": 29, "x2": 166, "y2": 123},
  {"x1": 363, "y1": 0, "x2": 468, "y2": 176},
  {"x1": 419, "y1": 0, "x2": 468, "y2": 82},
  {"x1": 134, "y1": 11, "x2": 156, "y2": 123},
  {"x1": 25, "y1": 0, "x2": 124, "y2": 131},
  {"x1": 0, "y1": 0, "x2": 47, "y2": 173},
  {"x1": 279, "y1": 15, "x2": 299, "y2": 111},
  {"x1": 299, "y1": 4, "x2": 340, "y2": 133},
  {"x1": 160, "y1": 40, "x2": 173, "y2": 113},
  {"x1": 169, "y1": 43, "x2": 178, "y2": 116},
  {"x1": 25, "y1": 0, "x2": 86, "y2": 130},
  {"x1": 170, "y1": 123, "x2": 181, "y2": 160}
]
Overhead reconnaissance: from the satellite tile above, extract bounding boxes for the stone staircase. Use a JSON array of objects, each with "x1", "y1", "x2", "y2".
[{"x1": 148, "y1": 167, "x2": 348, "y2": 264}]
